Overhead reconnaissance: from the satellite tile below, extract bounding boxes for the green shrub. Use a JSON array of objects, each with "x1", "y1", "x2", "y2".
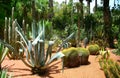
[{"x1": 88, "y1": 44, "x2": 100, "y2": 55}]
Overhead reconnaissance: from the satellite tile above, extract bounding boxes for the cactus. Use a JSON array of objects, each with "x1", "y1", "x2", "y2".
[
  {"x1": 4, "y1": 7, "x2": 24, "y2": 59},
  {"x1": 99, "y1": 59, "x2": 120, "y2": 78},
  {"x1": 83, "y1": 37, "x2": 89, "y2": 48},
  {"x1": 62, "y1": 47, "x2": 80, "y2": 68},
  {"x1": 88, "y1": 44, "x2": 100, "y2": 55},
  {"x1": 62, "y1": 47, "x2": 90, "y2": 68},
  {"x1": 77, "y1": 47, "x2": 90, "y2": 65}
]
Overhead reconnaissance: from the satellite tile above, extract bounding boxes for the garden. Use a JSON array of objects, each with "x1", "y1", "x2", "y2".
[{"x1": 0, "y1": 0, "x2": 120, "y2": 78}]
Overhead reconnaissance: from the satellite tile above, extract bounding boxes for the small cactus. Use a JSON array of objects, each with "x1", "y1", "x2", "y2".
[
  {"x1": 88, "y1": 44, "x2": 100, "y2": 55},
  {"x1": 62, "y1": 47, "x2": 80, "y2": 68},
  {"x1": 62, "y1": 47, "x2": 90, "y2": 68},
  {"x1": 77, "y1": 47, "x2": 89, "y2": 65}
]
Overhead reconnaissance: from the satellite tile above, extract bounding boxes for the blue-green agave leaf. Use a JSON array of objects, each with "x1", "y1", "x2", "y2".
[
  {"x1": 47, "y1": 52, "x2": 64, "y2": 65},
  {"x1": 57, "y1": 32, "x2": 75, "y2": 52},
  {"x1": 32, "y1": 31, "x2": 44, "y2": 46},
  {"x1": 45, "y1": 41, "x2": 54, "y2": 62},
  {"x1": 15, "y1": 27, "x2": 28, "y2": 47}
]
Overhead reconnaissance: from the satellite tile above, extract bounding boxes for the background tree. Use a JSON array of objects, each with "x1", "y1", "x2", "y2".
[{"x1": 103, "y1": 0, "x2": 114, "y2": 48}]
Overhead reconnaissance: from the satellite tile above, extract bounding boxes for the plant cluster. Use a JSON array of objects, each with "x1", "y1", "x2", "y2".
[{"x1": 99, "y1": 59, "x2": 120, "y2": 78}]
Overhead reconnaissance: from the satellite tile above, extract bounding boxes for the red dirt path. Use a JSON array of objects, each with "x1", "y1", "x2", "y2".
[{"x1": 2, "y1": 48, "x2": 120, "y2": 78}]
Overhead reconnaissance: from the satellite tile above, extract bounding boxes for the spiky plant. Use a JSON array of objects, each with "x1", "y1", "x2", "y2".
[
  {"x1": 15, "y1": 20, "x2": 74, "y2": 75},
  {"x1": 62, "y1": 47, "x2": 80, "y2": 68},
  {"x1": 62, "y1": 47, "x2": 90, "y2": 68},
  {"x1": 4, "y1": 7, "x2": 24, "y2": 59},
  {"x1": 88, "y1": 44, "x2": 100, "y2": 55},
  {"x1": 0, "y1": 69, "x2": 12, "y2": 78},
  {"x1": 0, "y1": 44, "x2": 9, "y2": 70},
  {"x1": 77, "y1": 47, "x2": 90, "y2": 65}
]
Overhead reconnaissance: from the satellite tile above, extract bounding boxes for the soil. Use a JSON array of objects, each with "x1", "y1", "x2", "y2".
[{"x1": 2, "y1": 48, "x2": 120, "y2": 78}]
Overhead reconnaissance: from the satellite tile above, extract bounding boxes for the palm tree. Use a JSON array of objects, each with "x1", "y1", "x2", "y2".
[
  {"x1": 86, "y1": 0, "x2": 92, "y2": 14},
  {"x1": 103, "y1": 0, "x2": 114, "y2": 48},
  {"x1": 76, "y1": 0, "x2": 84, "y2": 47}
]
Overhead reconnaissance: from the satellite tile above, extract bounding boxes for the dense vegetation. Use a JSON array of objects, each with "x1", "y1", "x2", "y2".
[
  {"x1": 0, "y1": 0, "x2": 120, "y2": 77},
  {"x1": 0, "y1": 0, "x2": 120, "y2": 48}
]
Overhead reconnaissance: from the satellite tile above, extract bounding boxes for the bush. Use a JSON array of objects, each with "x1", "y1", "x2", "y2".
[{"x1": 88, "y1": 44, "x2": 100, "y2": 55}]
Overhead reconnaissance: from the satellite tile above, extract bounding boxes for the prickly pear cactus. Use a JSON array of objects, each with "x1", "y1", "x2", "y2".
[{"x1": 88, "y1": 44, "x2": 100, "y2": 55}]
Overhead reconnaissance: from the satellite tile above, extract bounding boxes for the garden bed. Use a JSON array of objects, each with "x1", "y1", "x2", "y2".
[
  {"x1": 2, "y1": 54, "x2": 106, "y2": 78},
  {"x1": 1, "y1": 46, "x2": 120, "y2": 78}
]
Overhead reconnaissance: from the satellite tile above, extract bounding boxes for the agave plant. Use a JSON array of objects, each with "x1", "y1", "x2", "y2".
[{"x1": 15, "y1": 20, "x2": 74, "y2": 75}]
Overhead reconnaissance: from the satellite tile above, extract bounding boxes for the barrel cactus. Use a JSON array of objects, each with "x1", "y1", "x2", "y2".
[
  {"x1": 77, "y1": 47, "x2": 90, "y2": 65},
  {"x1": 88, "y1": 44, "x2": 100, "y2": 55},
  {"x1": 62, "y1": 47, "x2": 90, "y2": 68},
  {"x1": 62, "y1": 47, "x2": 80, "y2": 68}
]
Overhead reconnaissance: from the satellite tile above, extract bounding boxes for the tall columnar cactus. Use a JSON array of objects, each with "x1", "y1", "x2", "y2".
[{"x1": 4, "y1": 7, "x2": 23, "y2": 59}]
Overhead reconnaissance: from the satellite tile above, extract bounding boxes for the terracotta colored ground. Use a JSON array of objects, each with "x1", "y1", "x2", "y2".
[{"x1": 2, "y1": 49, "x2": 120, "y2": 78}]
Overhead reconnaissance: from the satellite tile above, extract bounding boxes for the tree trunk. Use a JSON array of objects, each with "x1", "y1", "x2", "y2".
[
  {"x1": 32, "y1": 0, "x2": 35, "y2": 21},
  {"x1": 103, "y1": 0, "x2": 114, "y2": 48},
  {"x1": 87, "y1": 1, "x2": 90, "y2": 14},
  {"x1": 48, "y1": 0, "x2": 54, "y2": 21},
  {"x1": 76, "y1": 0, "x2": 83, "y2": 47},
  {"x1": 94, "y1": 0, "x2": 97, "y2": 12}
]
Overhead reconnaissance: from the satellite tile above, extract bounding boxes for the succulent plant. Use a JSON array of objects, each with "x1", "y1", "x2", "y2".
[
  {"x1": 77, "y1": 47, "x2": 90, "y2": 65},
  {"x1": 62, "y1": 47, "x2": 90, "y2": 68},
  {"x1": 4, "y1": 7, "x2": 24, "y2": 59},
  {"x1": 62, "y1": 47, "x2": 80, "y2": 68},
  {"x1": 0, "y1": 69, "x2": 12, "y2": 78},
  {"x1": 77, "y1": 47, "x2": 89, "y2": 56},
  {"x1": 0, "y1": 44, "x2": 9, "y2": 70},
  {"x1": 88, "y1": 44, "x2": 100, "y2": 55}
]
